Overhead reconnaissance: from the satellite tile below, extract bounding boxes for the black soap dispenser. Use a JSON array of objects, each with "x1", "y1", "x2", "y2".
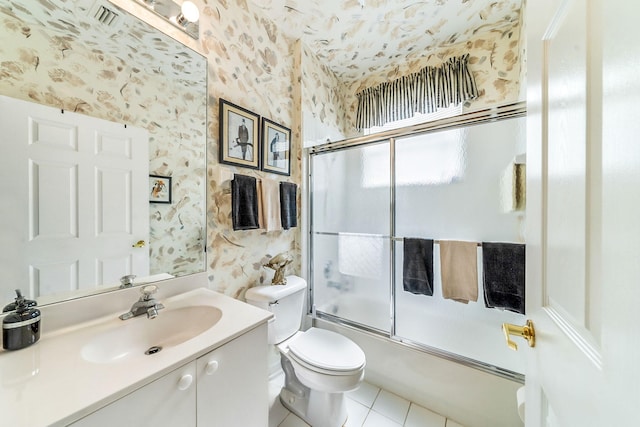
[{"x1": 2, "y1": 290, "x2": 41, "y2": 351}]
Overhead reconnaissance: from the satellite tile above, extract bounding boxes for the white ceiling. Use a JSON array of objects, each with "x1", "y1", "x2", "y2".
[{"x1": 249, "y1": 0, "x2": 523, "y2": 82}]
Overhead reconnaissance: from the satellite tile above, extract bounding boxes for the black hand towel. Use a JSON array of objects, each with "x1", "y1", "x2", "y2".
[
  {"x1": 482, "y1": 242, "x2": 526, "y2": 314},
  {"x1": 402, "y1": 238, "x2": 434, "y2": 296},
  {"x1": 279, "y1": 182, "x2": 297, "y2": 230},
  {"x1": 231, "y1": 174, "x2": 259, "y2": 230}
]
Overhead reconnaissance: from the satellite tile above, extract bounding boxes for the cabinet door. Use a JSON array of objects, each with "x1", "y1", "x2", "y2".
[
  {"x1": 69, "y1": 361, "x2": 196, "y2": 427},
  {"x1": 197, "y1": 324, "x2": 268, "y2": 427}
]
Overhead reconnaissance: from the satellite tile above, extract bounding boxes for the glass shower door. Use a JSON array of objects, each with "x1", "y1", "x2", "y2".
[
  {"x1": 310, "y1": 141, "x2": 391, "y2": 332},
  {"x1": 393, "y1": 117, "x2": 527, "y2": 373}
]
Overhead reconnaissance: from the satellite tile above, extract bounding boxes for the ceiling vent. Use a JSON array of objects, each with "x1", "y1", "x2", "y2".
[
  {"x1": 87, "y1": 0, "x2": 124, "y2": 31},
  {"x1": 93, "y1": 4, "x2": 119, "y2": 26}
]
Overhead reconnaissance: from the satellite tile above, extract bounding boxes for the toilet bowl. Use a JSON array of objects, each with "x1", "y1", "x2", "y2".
[
  {"x1": 245, "y1": 276, "x2": 366, "y2": 427},
  {"x1": 282, "y1": 328, "x2": 365, "y2": 392},
  {"x1": 278, "y1": 328, "x2": 365, "y2": 426}
]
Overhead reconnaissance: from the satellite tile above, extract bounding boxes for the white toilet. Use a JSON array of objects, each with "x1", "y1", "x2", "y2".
[{"x1": 245, "y1": 275, "x2": 366, "y2": 427}]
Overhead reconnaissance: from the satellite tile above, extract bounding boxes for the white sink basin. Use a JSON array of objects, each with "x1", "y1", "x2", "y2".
[{"x1": 81, "y1": 305, "x2": 222, "y2": 363}]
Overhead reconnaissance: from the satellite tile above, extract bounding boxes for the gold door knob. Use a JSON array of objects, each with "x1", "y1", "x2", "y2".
[
  {"x1": 502, "y1": 320, "x2": 535, "y2": 351},
  {"x1": 132, "y1": 240, "x2": 146, "y2": 248}
]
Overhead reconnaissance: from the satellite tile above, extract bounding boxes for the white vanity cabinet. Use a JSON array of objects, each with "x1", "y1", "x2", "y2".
[
  {"x1": 69, "y1": 361, "x2": 197, "y2": 427},
  {"x1": 197, "y1": 322, "x2": 268, "y2": 426},
  {"x1": 67, "y1": 323, "x2": 268, "y2": 427}
]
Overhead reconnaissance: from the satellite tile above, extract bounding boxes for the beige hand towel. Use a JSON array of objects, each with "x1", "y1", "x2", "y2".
[
  {"x1": 439, "y1": 240, "x2": 478, "y2": 304},
  {"x1": 260, "y1": 178, "x2": 282, "y2": 231},
  {"x1": 257, "y1": 179, "x2": 264, "y2": 229}
]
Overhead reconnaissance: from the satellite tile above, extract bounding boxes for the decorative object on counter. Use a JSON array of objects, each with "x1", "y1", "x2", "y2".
[
  {"x1": 219, "y1": 99, "x2": 261, "y2": 170},
  {"x1": 261, "y1": 118, "x2": 291, "y2": 176},
  {"x1": 482, "y1": 242, "x2": 526, "y2": 314},
  {"x1": 231, "y1": 174, "x2": 259, "y2": 230},
  {"x1": 2, "y1": 290, "x2": 37, "y2": 312},
  {"x1": 149, "y1": 175, "x2": 172, "y2": 203},
  {"x1": 402, "y1": 238, "x2": 434, "y2": 296},
  {"x1": 2, "y1": 289, "x2": 41, "y2": 351},
  {"x1": 133, "y1": 0, "x2": 200, "y2": 39},
  {"x1": 279, "y1": 182, "x2": 298, "y2": 229},
  {"x1": 263, "y1": 252, "x2": 294, "y2": 285},
  {"x1": 440, "y1": 240, "x2": 479, "y2": 304}
]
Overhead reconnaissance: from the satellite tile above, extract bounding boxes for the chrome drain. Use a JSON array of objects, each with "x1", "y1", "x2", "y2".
[{"x1": 145, "y1": 345, "x2": 162, "y2": 355}]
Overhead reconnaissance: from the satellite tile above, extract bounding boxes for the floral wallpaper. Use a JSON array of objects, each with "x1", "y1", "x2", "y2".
[
  {"x1": 300, "y1": 44, "x2": 350, "y2": 145},
  {"x1": 249, "y1": 0, "x2": 523, "y2": 83},
  {"x1": 196, "y1": 0, "x2": 302, "y2": 299}
]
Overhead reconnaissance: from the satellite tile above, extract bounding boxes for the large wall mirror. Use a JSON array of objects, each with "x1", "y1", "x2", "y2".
[{"x1": 0, "y1": 0, "x2": 207, "y2": 305}]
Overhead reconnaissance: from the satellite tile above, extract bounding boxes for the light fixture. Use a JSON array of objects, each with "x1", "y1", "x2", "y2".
[
  {"x1": 175, "y1": 1, "x2": 199, "y2": 26},
  {"x1": 134, "y1": 0, "x2": 200, "y2": 39}
]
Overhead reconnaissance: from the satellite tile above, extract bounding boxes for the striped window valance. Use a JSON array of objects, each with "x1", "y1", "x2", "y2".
[{"x1": 355, "y1": 54, "x2": 479, "y2": 130}]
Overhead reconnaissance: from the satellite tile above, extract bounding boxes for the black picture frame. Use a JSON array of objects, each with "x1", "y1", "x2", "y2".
[
  {"x1": 149, "y1": 175, "x2": 172, "y2": 203},
  {"x1": 261, "y1": 117, "x2": 291, "y2": 176},
  {"x1": 219, "y1": 99, "x2": 261, "y2": 169}
]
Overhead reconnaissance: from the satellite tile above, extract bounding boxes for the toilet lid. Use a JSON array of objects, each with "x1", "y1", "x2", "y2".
[{"x1": 288, "y1": 328, "x2": 365, "y2": 372}]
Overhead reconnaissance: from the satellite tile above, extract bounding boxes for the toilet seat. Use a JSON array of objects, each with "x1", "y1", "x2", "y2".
[{"x1": 287, "y1": 328, "x2": 366, "y2": 375}]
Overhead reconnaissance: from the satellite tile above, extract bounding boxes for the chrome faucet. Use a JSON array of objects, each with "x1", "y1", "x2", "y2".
[{"x1": 119, "y1": 285, "x2": 165, "y2": 320}]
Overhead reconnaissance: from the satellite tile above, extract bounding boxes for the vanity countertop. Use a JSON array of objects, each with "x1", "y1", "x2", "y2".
[{"x1": 0, "y1": 287, "x2": 272, "y2": 426}]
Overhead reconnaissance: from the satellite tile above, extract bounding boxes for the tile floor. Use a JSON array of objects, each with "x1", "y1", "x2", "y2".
[{"x1": 269, "y1": 373, "x2": 465, "y2": 427}]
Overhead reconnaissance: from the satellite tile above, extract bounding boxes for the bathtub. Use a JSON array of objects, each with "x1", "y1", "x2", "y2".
[{"x1": 313, "y1": 317, "x2": 524, "y2": 427}]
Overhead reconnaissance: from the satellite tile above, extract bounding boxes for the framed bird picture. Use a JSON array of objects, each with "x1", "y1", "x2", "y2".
[
  {"x1": 219, "y1": 98, "x2": 261, "y2": 169},
  {"x1": 261, "y1": 117, "x2": 291, "y2": 176},
  {"x1": 149, "y1": 175, "x2": 171, "y2": 203}
]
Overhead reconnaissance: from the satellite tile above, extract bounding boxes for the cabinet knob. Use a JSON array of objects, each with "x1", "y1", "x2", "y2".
[
  {"x1": 177, "y1": 374, "x2": 193, "y2": 391},
  {"x1": 205, "y1": 360, "x2": 219, "y2": 375}
]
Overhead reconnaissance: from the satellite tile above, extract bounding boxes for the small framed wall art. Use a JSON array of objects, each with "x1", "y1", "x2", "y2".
[
  {"x1": 149, "y1": 175, "x2": 172, "y2": 203},
  {"x1": 219, "y1": 98, "x2": 261, "y2": 169},
  {"x1": 261, "y1": 117, "x2": 291, "y2": 176}
]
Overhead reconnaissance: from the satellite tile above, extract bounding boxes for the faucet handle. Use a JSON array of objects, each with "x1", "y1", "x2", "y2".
[{"x1": 140, "y1": 285, "x2": 158, "y2": 299}]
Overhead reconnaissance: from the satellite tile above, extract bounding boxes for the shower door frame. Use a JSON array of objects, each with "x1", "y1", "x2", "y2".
[{"x1": 307, "y1": 101, "x2": 527, "y2": 383}]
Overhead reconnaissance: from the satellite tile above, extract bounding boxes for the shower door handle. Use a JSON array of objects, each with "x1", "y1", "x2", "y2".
[{"x1": 502, "y1": 320, "x2": 536, "y2": 351}]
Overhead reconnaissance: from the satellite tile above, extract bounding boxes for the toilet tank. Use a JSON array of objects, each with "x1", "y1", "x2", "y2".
[{"x1": 245, "y1": 275, "x2": 307, "y2": 344}]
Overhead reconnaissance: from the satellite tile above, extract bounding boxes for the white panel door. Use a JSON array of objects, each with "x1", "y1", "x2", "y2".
[
  {"x1": 526, "y1": 0, "x2": 640, "y2": 425},
  {"x1": 0, "y1": 95, "x2": 149, "y2": 299}
]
